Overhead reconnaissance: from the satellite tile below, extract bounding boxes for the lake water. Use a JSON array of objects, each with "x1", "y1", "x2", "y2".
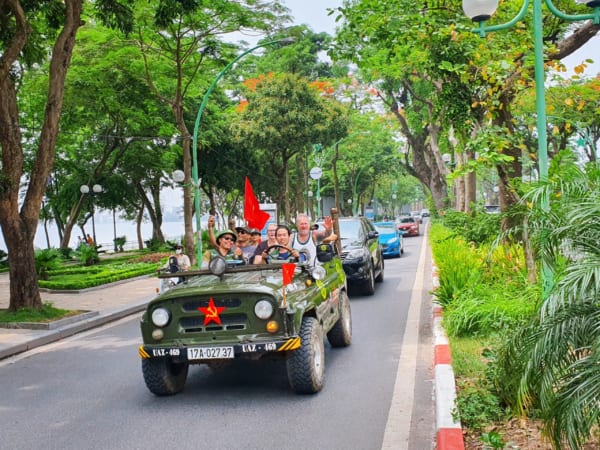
[{"x1": 0, "y1": 218, "x2": 192, "y2": 253}]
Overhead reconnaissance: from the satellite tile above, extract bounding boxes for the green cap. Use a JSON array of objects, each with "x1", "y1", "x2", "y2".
[{"x1": 216, "y1": 229, "x2": 237, "y2": 244}]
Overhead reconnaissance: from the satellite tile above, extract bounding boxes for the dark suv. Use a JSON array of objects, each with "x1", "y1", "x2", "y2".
[{"x1": 337, "y1": 217, "x2": 384, "y2": 295}]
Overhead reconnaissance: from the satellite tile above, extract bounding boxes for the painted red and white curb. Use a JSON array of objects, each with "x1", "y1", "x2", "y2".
[{"x1": 432, "y1": 265, "x2": 465, "y2": 450}]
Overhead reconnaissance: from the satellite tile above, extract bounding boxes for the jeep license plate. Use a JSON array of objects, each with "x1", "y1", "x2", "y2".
[{"x1": 187, "y1": 346, "x2": 234, "y2": 360}]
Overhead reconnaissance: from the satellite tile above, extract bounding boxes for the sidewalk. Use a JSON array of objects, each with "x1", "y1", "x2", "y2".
[{"x1": 0, "y1": 272, "x2": 157, "y2": 360}]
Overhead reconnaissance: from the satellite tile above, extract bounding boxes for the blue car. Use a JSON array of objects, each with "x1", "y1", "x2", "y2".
[{"x1": 374, "y1": 222, "x2": 404, "y2": 258}]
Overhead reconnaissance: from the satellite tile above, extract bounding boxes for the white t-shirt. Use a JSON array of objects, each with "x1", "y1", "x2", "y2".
[{"x1": 291, "y1": 232, "x2": 318, "y2": 266}]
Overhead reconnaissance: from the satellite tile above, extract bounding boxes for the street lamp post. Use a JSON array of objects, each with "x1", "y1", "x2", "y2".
[
  {"x1": 80, "y1": 183, "x2": 103, "y2": 245},
  {"x1": 352, "y1": 167, "x2": 366, "y2": 216},
  {"x1": 190, "y1": 37, "x2": 294, "y2": 268},
  {"x1": 462, "y1": 0, "x2": 599, "y2": 298}
]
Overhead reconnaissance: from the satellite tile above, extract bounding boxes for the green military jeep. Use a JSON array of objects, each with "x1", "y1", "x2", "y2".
[{"x1": 138, "y1": 242, "x2": 352, "y2": 395}]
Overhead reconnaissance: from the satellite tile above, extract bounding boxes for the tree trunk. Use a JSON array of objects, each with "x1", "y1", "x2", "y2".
[
  {"x1": 283, "y1": 156, "x2": 290, "y2": 223},
  {"x1": 452, "y1": 153, "x2": 462, "y2": 211},
  {"x1": 389, "y1": 95, "x2": 449, "y2": 212},
  {"x1": 4, "y1": 227, "x2": 41, "y2": 311},
  {"x1": 0, "y1": 0, "x2": 83, "y2": 311},
  {"x1": 173, "y1": 104, "x2": 195, "y2": 264},
  {"x1": 136, "y1": 207, "x2": 144, "y2": 250},
  {"x1": 332, "y1": 143, "x2": 341, "y2": 214},
  {"x1": 465, "y1": 150, "x2": 477, "y2": 213},
  {"x1": 136, "y1": 181, "x2": 165, "y2": 243}
]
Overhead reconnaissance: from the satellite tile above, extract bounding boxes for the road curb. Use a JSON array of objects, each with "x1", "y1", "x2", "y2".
[
  {"x1": 432, "y1": 265, "x2": 465, "y2": 450},
  {"x1": 0, "y1": 298, "x2": 151, "y2": 360}
]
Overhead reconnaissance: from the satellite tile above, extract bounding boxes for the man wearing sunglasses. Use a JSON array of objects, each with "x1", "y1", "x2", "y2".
[{"x1": 201, "y1": 229, "x2": 243, "y2": 269}]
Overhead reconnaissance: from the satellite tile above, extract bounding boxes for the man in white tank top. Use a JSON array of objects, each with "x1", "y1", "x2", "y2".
[{"x1": 291, "y1": 214, "x2": 333, "y2": 265}]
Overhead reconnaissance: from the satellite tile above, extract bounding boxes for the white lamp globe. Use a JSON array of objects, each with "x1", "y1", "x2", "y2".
[
  {"x1": 462, "y1": 0, "x2": 498, "y2": 21},
  {"x1": 172, "y1": 170, "x2": 185, "y2": 183}
]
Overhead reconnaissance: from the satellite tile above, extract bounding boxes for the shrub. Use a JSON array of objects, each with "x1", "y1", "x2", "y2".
[
  {"x1": 113, "y1": 236, "x2": 126, "y2": 252},
  {"x1": 34, "y1": 248, "x2": 63, "y2": 280},
  {"x1": 38, "y1": 262, "x2": 157, "y2": 290},
  {"x1": 430, "y1": 224, "x2": 483, "y2": 307},
  {"x1": 454, "y1": 381, "x2": 507, "y2": 431},
  {"x1": 442, "y1": 209, "x2": 501, "y2": 245},
  {"x1": 443, "y1": 283, "x2": 538, "y2": 337},
  {"x1": 75, "y1": 244, "x2": 99, "y2": 266},
  {"x1": 144, "y1": 238, "x2": 164, "y2": 251}
]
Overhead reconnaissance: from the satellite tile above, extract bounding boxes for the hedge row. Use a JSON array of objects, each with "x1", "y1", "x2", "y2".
[{"x1": 39, "y1": 264, "x2": 158, "y2": 290}]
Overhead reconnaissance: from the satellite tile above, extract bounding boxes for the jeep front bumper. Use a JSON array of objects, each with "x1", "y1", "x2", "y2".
[{"x1": 139, "y1": 336, "x2": 301, "y2": 362}]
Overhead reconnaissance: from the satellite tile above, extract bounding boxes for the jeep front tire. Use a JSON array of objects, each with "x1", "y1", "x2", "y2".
[
  {"x1": 142, "y1": 358, "x2": 189, "y2": 396},
  {"x1": 287, "y1": 317, "x2": 325, "y2": 394}
]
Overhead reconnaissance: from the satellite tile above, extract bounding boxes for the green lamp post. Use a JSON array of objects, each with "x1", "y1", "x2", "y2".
[
  {"x1": 352, "y1": 166, "x2": 366, "y2": 217},
  {"x1": 190, "y1": 37, "x2": 294, "y2": 267},
  {"x1": 462, "y1": 0, "x2": 600, "y2": 298}
]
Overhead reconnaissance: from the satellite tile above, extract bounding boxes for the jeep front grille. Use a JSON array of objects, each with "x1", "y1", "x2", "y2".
[
  {"x1": 182, "y1": 297, "x2": 242, "y2": 312},
  {"x1": 180, "y1": 314, "x2": 247, "y2": 333}
]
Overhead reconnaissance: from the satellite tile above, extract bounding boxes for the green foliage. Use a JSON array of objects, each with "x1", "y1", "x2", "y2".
[
  {"x1": 58, "y1": 247, "x2": 73, "y2": 259},
  {"x1": 441, "y1": 209, "x2": 502, "y2": 245},
  {"x1": 443, "y1": 284, "x2": 537, "y2": 337},
  {"x1": 144, "y1": 238, "x2": 165, "y2": 252},
  {"x1": 0, "y1": 302, "x2": 74, "y2": 324},
  {"x1": 454, "y1": 382, "x2": 507, "y2": 432},
  {"x1": 113, "y1": 236, "x2": 126, "y2": 252},
  {"x1": 75, "y1": 244, "x2": 99, "y2": 266},
  {"x1": 38, "y1": 262, "x2": 157, "y2": 290},
  {"x1": 430, "y1": 224, "x2": 483, "y2": 307},
  {"x1": 480, "y1": 431, "x2": 505, "y2": 450},
  {"x1": 0, "y1": 249, "x2": 7, "y2": 266},
  {"x1": 450, "y1": 337, "x2": 492, "y2": 380},
  {"x1": 490, "y1": 161, "x2": 600, "y2": 449},
  {"x1": 34, "y1": 248, "x2": 63, "y2": 280}
]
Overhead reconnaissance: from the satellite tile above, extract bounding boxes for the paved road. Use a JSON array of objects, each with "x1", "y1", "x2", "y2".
[{"x1": 0, "y1": 234, "x2": 434, "y2": 450}]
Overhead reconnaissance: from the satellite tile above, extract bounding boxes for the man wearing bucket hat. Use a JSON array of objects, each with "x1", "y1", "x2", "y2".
[{"x1": 201, "y1": 229, "x2": 243, "y2": 268}]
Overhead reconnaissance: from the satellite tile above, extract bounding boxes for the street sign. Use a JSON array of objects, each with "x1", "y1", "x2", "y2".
[{"x1": 309, "y1": 166, "x2": 323, "y2": 180}]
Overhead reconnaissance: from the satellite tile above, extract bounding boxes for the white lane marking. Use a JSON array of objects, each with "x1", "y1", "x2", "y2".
[{"x1": 381, "y1": 228, "x2": 428, "y2": 450}]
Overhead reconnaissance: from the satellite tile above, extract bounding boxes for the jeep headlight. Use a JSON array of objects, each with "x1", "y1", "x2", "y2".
[
  {"x1": 151, "y1": 308, "x2": 170, "y2": 327},
  {"x1": 254, "y1": 299, "x2": 274, "y2": 320},
  {"x1": 311, "y1": 265, "x2": 326, "y2": 281}
]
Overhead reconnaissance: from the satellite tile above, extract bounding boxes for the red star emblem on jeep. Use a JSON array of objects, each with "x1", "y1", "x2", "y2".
[{"x1": 198, "y1": 297, "x2": 226, "y2": 325}]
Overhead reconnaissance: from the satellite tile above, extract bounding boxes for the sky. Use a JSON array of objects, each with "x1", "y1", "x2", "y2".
[
  {"x1": 281, "y1": 0, "x2": 341, "y2": 34},
  {"x1": 280, "y1": 0, "x2": 599, "y2": 77}
]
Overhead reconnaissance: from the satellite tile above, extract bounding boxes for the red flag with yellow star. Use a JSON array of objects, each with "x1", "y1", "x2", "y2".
[{"x1": 198, "y1": 297, "x2": 226, "y2": 325}]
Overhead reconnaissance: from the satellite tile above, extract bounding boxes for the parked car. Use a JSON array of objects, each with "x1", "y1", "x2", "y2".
[
  {"x1": 139, "y1": 243, "x2": 351, "y2": 396},
  {"x1": 374, "y1": 221, "x2": 403, "y2": 258},
  {"x1": 484, "y1": 205, "x2": 500, "y2": 214},
  {"x1": 337, "y1": 217, "x2": 384, "y2": 295},
  {"x1": 410, "y1": 211, "x2": 422, "y2": 223},
  {"x1": 397, "y1": 216, "x2": 420, "y2": 237},
  {"x1": 420, "y1": 208, "x2": 430, "y2": 217}
]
